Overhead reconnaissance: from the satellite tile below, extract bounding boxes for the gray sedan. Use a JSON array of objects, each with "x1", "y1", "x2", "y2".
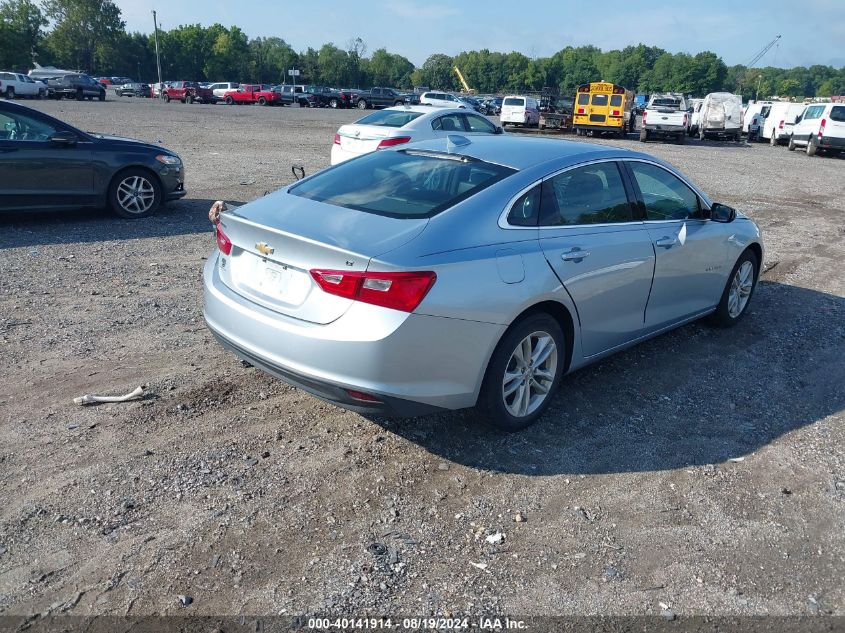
[{"x1": 204, "y1": 136, "x2": 763, "y2": 431}]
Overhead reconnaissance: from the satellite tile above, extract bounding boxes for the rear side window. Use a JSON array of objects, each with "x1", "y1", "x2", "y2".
[
  {"x1": 355, "y1": 110, "x2": 423, "y2": 127},
  {"x1": 431, "y1": 114, "x2": 464, "y2": 131},
  {"x1": 290, "y1": 150, "x2": 515, "y2": 218},
  {"x1": 507, "y1": 185, "x2": 541, "y2": 226},
  {"x1": 591, "y1": 94, "x2": 608, "y2": 106},
  {"x1": 540, "y1": 163, "x2": 632, "y2": 226},
  {"x1": 610, "y1": 95, "x2": 623, "y2": 107},
  {"x1": 503, "y1": 97, "x2": 524, "y2": 106},
  {"x1": 577, "y1": 94, "x2": 589, "y2": 105},
  {"x1": 465, "y1": 114, "x2": 496, "y2": 133},
  {"x1": 830, "y1": 106, "x2": 845, "y2": 122},
  {"x1": 628, "y1": 162, "x2": 701, "y2": 221}
]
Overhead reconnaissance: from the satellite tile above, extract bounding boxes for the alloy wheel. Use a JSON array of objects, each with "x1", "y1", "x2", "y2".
[
  {"x1": 116, "y1": 175, "x2": 156, "y2": 215},
  {"x1": 728, "y1": 261, "x2": 754, "y2": 318},
  {"x1": 502, "y1": 331, "x2": 558, "y2": 418}
]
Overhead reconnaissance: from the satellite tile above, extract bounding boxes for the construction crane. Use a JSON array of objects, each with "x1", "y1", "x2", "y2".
[
  {"x1": 746, "y1": 34, "x2": 781, "y2": 68},
  {"x1": 739, "y1": 35, "x2": 781, "y2": 96},
  {"x1": 453, "y1": 66, "x2": 473, "y2": 94}
]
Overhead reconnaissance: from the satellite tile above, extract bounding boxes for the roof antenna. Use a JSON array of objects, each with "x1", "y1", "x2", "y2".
[{"x1": 446, "y1": 134, "x2": 471, "y2": 153}]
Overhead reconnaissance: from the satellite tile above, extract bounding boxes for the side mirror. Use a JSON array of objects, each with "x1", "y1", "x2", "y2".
[
  {"x1": 710, "y1": 202, "x2": 736, "y2": 223},
  {"x1": 50, "y1": 131, "x2": 78, "y2": 146},
  {"x1": 794, "y1": 115, "x2": 802, "y2": 124},
  {"x1": 494, "y1": 126, "x2": 504, "y2": 135}
]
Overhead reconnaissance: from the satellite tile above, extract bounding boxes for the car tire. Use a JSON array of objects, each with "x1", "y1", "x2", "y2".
[
  {"x1": 329, "y1": 98, "x2": 338, "y2": 108},
  {"x1": 224, "y1": 96, "x2": 234, "y2": 105},
  {"x1": 699, "y1": 128, "x2": 706, "y2": 141},
  {"x1": 707, "y1": 249, "x2": 759, "y2": 328},
  {"x1": 258, "y1": 96, "x2": 267, "y2": 106},
  {"x1": 677, "y1": 132, "x2": 685, "y2": 144},
  {"x1": 76, "y1": 88, "x2": 84, "y2": 101},
  {"x1": 806, "y1": 137, "x2": 817, "y2": 156},
  {"x1": 639, "y1": 128, "x2": 648, "y2": 142},
  {"x1": 770, "y1": 133, "x2": 777, "y2": 146},
  {"x1": 5, "y1": 87, "x2": 14, "y2": 99},
  {"x1": 163, "y1": 94, "x2": 170, "y2": 103},
  {"x1": 476, "y1": 313, "x2": 565, "y2": 432},
  {"x1": 787, "y1": 135, "x2": 796, "y2": 151},
  {"x1": 357, "y1": 99, "x2": 368, "y2": 109},
  {"x1": 186, "y1": 95, "x2": 194, "y2": 104},
  {"x1": 108, "y1": 168, "x2": 162, "y2": 219}
]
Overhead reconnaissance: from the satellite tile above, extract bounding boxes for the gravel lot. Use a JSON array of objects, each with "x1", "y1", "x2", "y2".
[{"x1": 0, "y1": 98, "x2": 843, "y2": 623}]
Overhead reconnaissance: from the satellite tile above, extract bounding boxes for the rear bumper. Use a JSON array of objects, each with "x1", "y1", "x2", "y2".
[
  {"x1": 643, "y1": 124, "x2": 685, "y2": 134},
  {"x1": 330, "y1": 144, "x2": 367, "y2": 165},
  {"x1": 573, "y1": 124, "x2": 624, "y2": 133},
  {"x1": 203, "y1": 254, "x2": 503, "y2": 415},
  {"x1": 819, "y1": 136, "x2": 845, "y2": 150},
  {"x1": 210, "y1": 329, "x2": 444, "y2": 416}
]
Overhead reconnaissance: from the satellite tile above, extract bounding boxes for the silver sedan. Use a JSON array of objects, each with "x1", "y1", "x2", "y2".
[{"x1": 204, "y1": 135, "x2": 763, "y2": 431}]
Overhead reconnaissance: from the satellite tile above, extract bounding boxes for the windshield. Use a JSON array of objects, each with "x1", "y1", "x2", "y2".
[
  {"x1": 355, "y1": 110, "x2": 424, "y2": 128},
  {"x1": 290, "y1": 150, "x2": 515, "y2": 218}
]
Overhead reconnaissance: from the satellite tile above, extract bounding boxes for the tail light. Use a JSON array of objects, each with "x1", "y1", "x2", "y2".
[
  {"x1": 683, "y1": 113, "x2": 688, "y2": 127},
  {"x1": 215, "y1": 225, "x2": 232, "y2": 255},
  {"x1": 333, "y1": 133, "x2": 341, "y2": 145},
  {"x1": 376, "y1": 136, "x2": 411, "y2": 149},
  {"x1": 611, "y1": 109, "x2": 620, "y2": 117},
  {"x1": 577, "y1": 107, "x2": 585, "y2": 114},
  {"x1": 642, "y1": 110, "x2": 648, "y2": 124},
  {"x1": 310, "y1": 269, "x2": 436, "y2": 313},
  {"x1": 819, "y1": 118, "x2": 826, "y2": 140},
  {"x1": 778, "y1": 119, "x2": 784, "y2": 129}
]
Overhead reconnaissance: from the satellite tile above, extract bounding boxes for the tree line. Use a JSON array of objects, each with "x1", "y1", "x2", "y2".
[{"x1": 2, "y1": 0, "x2": 843, "y2": 99}]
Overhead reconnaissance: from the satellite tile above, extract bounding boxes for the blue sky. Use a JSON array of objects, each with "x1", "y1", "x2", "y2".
[{"x1": 119, "y1": 0, "x2": 844, "y2": 69}]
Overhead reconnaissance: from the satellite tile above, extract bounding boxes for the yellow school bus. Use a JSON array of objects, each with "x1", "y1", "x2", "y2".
[{"x1": 572, "y1": 82, "x2": 634, "y2": 136}]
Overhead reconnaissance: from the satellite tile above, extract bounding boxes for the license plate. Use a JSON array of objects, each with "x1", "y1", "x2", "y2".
[{"x1": 254, "y1": 261, "x2": 292, "y2": 299}]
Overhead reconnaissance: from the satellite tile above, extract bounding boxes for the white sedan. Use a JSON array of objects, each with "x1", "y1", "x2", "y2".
[{"x1": 331, "y1": 105, "x2": 503, "y2": 165}]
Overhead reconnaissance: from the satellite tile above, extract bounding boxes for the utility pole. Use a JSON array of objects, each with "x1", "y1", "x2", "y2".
[{"x1": 152, "y1": 10, "x2": 163, "y2": 96}]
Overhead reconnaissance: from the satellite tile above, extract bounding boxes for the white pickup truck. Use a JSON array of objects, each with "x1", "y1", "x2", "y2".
[
  {"x1": 640, "y1": 93, "x2": 688, "y2": 144},
  {"x1": 0, "y1": 71, "x2": 46, "y2": 99}
]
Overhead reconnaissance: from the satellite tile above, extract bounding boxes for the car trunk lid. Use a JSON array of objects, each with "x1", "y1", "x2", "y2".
[
  {"x1": 336, "y1": 124, "x2": 395, "y2": 154},
  {"x1": 215, "y1": 190, "x2": 428, "y2": 324}
]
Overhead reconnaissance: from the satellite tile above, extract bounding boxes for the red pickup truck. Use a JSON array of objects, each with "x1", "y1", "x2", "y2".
[
  {"x1": 222, "y1": 84, "x2": 281, "y2": 106},
  {"x1": 162, "y1": 81, "x2": 215, "y2": 104}
]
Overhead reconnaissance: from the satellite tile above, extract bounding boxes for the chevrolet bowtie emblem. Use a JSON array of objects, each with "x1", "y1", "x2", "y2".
[{"x1": 256, "y1": 242, "x2": 274, "y2": 256}]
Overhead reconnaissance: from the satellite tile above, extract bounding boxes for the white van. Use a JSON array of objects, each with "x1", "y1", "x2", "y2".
[
  {"x1": 500, "y1": 95, "x2": 539, "y2": 127},
  {"x1": 788, "y1": 102, "x2": 845, "y2": 156},
  {"x1": 762, "y1": 102, "x2": 807, "y2": 145},
  {"x1": 698, "y1": 93, "x2": 742, "y2": 140},
  {"x1": 742, "y1": 101, "x2": 773, "y2": 133}
]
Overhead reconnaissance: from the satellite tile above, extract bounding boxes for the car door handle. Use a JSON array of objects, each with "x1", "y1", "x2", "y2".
[
  {"x1": 655, "y1": 236, "x2": 677, "y2": 248},
  {"x1": 561, "y1": 248, "x2": 590, "y2": 261}
]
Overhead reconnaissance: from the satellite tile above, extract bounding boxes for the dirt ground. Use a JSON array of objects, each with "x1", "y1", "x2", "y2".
[{"x1": 0, "y1": 98, "x2": 843, "y2": 624}]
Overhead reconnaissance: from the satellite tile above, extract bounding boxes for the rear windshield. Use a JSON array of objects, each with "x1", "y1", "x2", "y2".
[
  {"x1": 651, "y1": 98, "x2": 681, "y2": 109},
  {"x1": 289, "y1": 150, "x2": 516, "y2": 218},
  {"x1": 355, "y1": 110, "x2": 424, "y2": 128},
  {"x1": 591, "y1": 94, "x2": 608, "y2": 106},
  {"x1": 830, "y1": 106, "x2": 845, "y2": 122},
  {"x1": 503, "y1": 97, "x2": 524, "y2": 106}
]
